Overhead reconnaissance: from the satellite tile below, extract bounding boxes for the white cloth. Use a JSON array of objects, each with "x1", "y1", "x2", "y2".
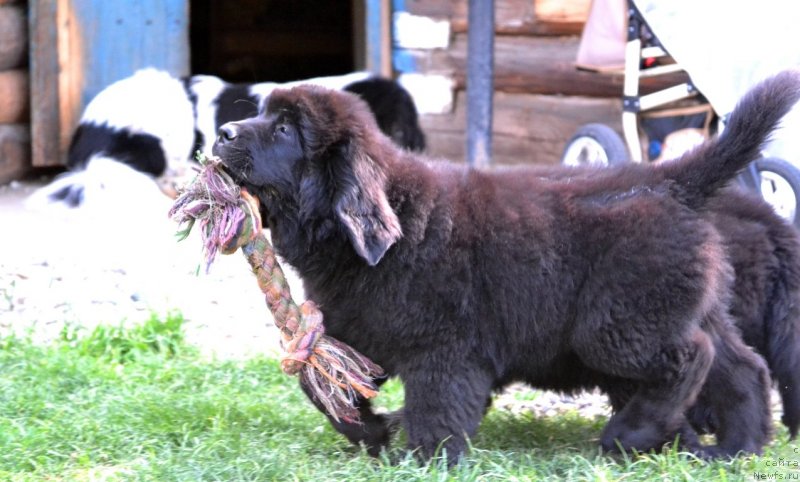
[{"x1": 633, "y1": 0, "x2": 800, "y2": 164}]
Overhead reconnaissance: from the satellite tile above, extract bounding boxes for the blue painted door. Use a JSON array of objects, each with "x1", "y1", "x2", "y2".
[
  {"x1": 30, "y1": 0, "x2": 189, "y2": 166},
  {"x1": 71, "y1": 0, "x2": 189, "y2": 108}
]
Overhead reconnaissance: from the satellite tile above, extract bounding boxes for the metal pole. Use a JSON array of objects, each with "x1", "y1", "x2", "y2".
[{"x1": 466, "y1": 0, "x2": 495, "y2": 168}]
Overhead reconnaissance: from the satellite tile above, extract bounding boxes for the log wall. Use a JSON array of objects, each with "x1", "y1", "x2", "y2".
[
  {"x1": 0, "y1": 0, "x2": 30, "y2": 184},
  {"x1": 394, "y1": 0, "x2": 637, "y2": 166}
]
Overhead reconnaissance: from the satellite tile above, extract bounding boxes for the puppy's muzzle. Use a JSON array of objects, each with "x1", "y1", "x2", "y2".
[
  {"x1": 216, "y1": 122, "x2": 240, "y2": 146},
  {"x1": 212, "y1": 122, "x2": 242, "y2": 162}
]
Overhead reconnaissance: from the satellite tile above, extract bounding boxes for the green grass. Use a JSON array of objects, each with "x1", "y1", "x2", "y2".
[{"x1": 0, "y1": 314, "x2": 797, "y2": 481}]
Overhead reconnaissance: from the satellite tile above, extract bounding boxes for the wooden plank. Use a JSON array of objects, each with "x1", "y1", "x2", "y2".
[
  {"x1": 0, "y1": 4, "x2": 27, "y2": 70},
  {"x1": 0, "y1": 69, "x2": 29, "y2": 123},
  {"x1": 57, "y1": 0, "x2": 82, "y2": 160},
  {"x1": 421, "y1": 91, "x2": 621, "y2": 166},
  {"x1": 30, "y1": 0, "x2": 61, "y2": 166},
  {"x1": 399, "y1": 0, "x2": 588, "y2": 36},
  {"x1": 534, "y1": 0, "x2": 591, "y2": 24},
  {"x1": 393, "y1": 0, "x2": 455, "y2": 18},
  {"x1": 0, "y1": 124, "x2": 31, "y2": 184}
]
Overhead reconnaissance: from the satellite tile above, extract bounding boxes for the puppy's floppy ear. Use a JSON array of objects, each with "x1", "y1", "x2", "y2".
[{"x1": 333, "y1": 142, "x2": 402, "y2": 266}]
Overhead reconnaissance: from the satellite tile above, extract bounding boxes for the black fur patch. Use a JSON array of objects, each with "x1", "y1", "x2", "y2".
[
  {"x1": 344, "y1": 77, "x2": 426, "y2": 152},
  {"x1": 183, "y1": 77, "x2": 205, "y2": 159},
  {"x1": 67, "y1": 123, "x2": 167, "y2": 177},
  {"x1": 214, "y1": 84, "x2": 260, "y2": 130},
  {"x1": 48, "y1": 184, "x2": 84, "y2": 207}
]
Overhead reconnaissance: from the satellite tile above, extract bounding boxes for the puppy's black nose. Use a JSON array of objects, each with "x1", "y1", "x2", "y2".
[{"x1": 217, "y1": 122, "x2": 239, "y2": 144}]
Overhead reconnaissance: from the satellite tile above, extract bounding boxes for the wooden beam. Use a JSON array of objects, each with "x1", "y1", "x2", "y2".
[
  {"x1": 29, "y1": 0, "x2": 61, "y2": 166},
  {"x1": 400, "y1": 0, "x2": 589, "y2": 37}
]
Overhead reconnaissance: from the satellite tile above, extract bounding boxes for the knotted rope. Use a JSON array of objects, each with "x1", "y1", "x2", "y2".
[{"x1": 168, "y1": 155, "x2": 384, "y2": 423}]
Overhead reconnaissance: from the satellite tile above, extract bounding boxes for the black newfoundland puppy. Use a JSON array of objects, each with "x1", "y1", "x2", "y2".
[
  {"x1": 521, "y1": 167, "x2": 800, "y2": 440},
  {"x1": 213, "y1": 71, "x2": 800, "y2": 461},
  {"x1": 697, "y1": 190, "x2": 800, "y2": 438}
]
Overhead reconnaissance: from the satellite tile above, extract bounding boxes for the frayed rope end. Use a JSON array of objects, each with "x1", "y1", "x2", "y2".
[{"x1": 169, "y1": 153, "x2": 384, "y2": 423}]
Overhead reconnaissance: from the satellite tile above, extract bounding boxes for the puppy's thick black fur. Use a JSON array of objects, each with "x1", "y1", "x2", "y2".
[
  {"x1": 213, "y1": 71, "x2": 800, "y2": 461},
  {"x1": 520, "y1": 151, "x2": 800, "y2": 442},
  {"x1": 689, "y1": 189, "x2": 800, "y2": 439},
  {"x1": 512, "y1": 165, "x2": 800, "y2": 440}
]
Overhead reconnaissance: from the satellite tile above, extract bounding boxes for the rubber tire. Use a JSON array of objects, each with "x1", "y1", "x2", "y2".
[
  {"x1": 745, "y1": 157, "x2": 800, "y2": 228},
  {"x1": 561, "y1": 123, "x2": 630, "y2": 167}
]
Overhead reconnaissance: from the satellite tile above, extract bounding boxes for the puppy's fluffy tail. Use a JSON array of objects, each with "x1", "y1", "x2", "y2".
[{"x1": 658, "y1": 70, "x2": 800, "y2": 209}]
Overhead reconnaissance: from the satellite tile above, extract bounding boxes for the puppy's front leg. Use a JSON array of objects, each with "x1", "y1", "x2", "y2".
[
  {"x1": 402, "y1": 363, "x2": 494, "y2": 463},
  {"x1": 299, "y1": 379, "x2": 390, "y2": 456}
]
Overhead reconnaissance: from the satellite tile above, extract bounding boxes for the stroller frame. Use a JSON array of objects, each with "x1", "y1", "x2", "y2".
[
  {"x1": 621, "y1": 0, "x2": 703, "y2": 162},
  {"x1": 562, "y1": 0, "x2": 800, "y2": 225}
]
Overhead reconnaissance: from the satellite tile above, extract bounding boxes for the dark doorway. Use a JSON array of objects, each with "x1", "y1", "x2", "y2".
[{"x1": 190, "y1": 0, "x2": 355, "y2": 82}]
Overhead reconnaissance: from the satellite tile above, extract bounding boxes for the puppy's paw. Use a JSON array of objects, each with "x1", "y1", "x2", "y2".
[{"x1": 338, "y1": 412, "x2": 391, "y2": 457}]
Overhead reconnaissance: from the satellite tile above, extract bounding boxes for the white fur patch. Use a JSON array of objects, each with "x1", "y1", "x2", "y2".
[
  {"x1": 188, "y1": 75, "x2": 228, "y2": 158},
  {"x1": 80, "y1": 68, "x2": 196, "y2": 169},
  {"x1": 26, "y1": 156, "x2": 167, "y2": 214}
]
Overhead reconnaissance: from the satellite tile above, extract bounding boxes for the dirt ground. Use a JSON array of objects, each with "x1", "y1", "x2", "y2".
[{"x1": 0, "y1": 176, "x2": 290, "y2": 359}]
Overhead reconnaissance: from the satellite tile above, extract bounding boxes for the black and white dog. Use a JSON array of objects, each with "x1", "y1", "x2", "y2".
[{"x1": 31, "y1": 69, "x2": 425, "y2": 208}]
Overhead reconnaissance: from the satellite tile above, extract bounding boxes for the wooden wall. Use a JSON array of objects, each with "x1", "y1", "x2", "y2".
[
  {"x1": 394, "y1": 0, "x2": 625, "y2": 166},
  {"x1": 0, "y1": 0, "x2": 30, "y2": 184}
]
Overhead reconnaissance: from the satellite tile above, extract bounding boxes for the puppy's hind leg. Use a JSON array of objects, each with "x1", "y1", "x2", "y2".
[
  {"x1": 772, "y1": 334, "x2": 800, "y2": 439},
  {"x1": 695, "y1": 311, "x2": 773, "y2": 455},
  {"x1": 596, "y1": 326, "x2": 714, "y2": 455},
  {"x1": 766, "y1": 295, "x2": 800, "y2": 439},
  {"x1": 603, "y1": 378, "x2": 705, "y2": 454}
]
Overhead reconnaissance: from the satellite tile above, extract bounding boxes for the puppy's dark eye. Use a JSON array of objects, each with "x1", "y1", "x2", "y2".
[{"x1": 276, "y1": 124, "x2": 289, "y2": 135}]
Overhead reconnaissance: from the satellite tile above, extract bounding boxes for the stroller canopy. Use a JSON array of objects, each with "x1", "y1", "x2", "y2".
[{"x1": 633, "y1": 0, "x2": 800, "y2": 164}]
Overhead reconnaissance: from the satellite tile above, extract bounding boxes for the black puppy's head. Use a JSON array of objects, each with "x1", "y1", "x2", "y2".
[{"x1": 212, "y1": 85, "x2": 402, "y2": 266}]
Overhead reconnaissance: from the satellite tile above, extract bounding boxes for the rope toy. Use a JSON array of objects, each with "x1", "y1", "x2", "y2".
[{"x1": 168, "y1": 155, "x2": 384, "y2": 423}]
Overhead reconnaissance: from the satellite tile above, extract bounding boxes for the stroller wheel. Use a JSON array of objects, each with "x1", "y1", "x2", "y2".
[
  {"x1": 561, "y1": 124, "x2": 629, "y2": 167},
  {"x1": 742, "y1": 157, "x2": 800, "y2": 227}
]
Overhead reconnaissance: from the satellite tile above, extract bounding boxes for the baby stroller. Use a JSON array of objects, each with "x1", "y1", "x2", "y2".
[{"x1": 561, "y1": 0, "x2": 800, "y2": 226}]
